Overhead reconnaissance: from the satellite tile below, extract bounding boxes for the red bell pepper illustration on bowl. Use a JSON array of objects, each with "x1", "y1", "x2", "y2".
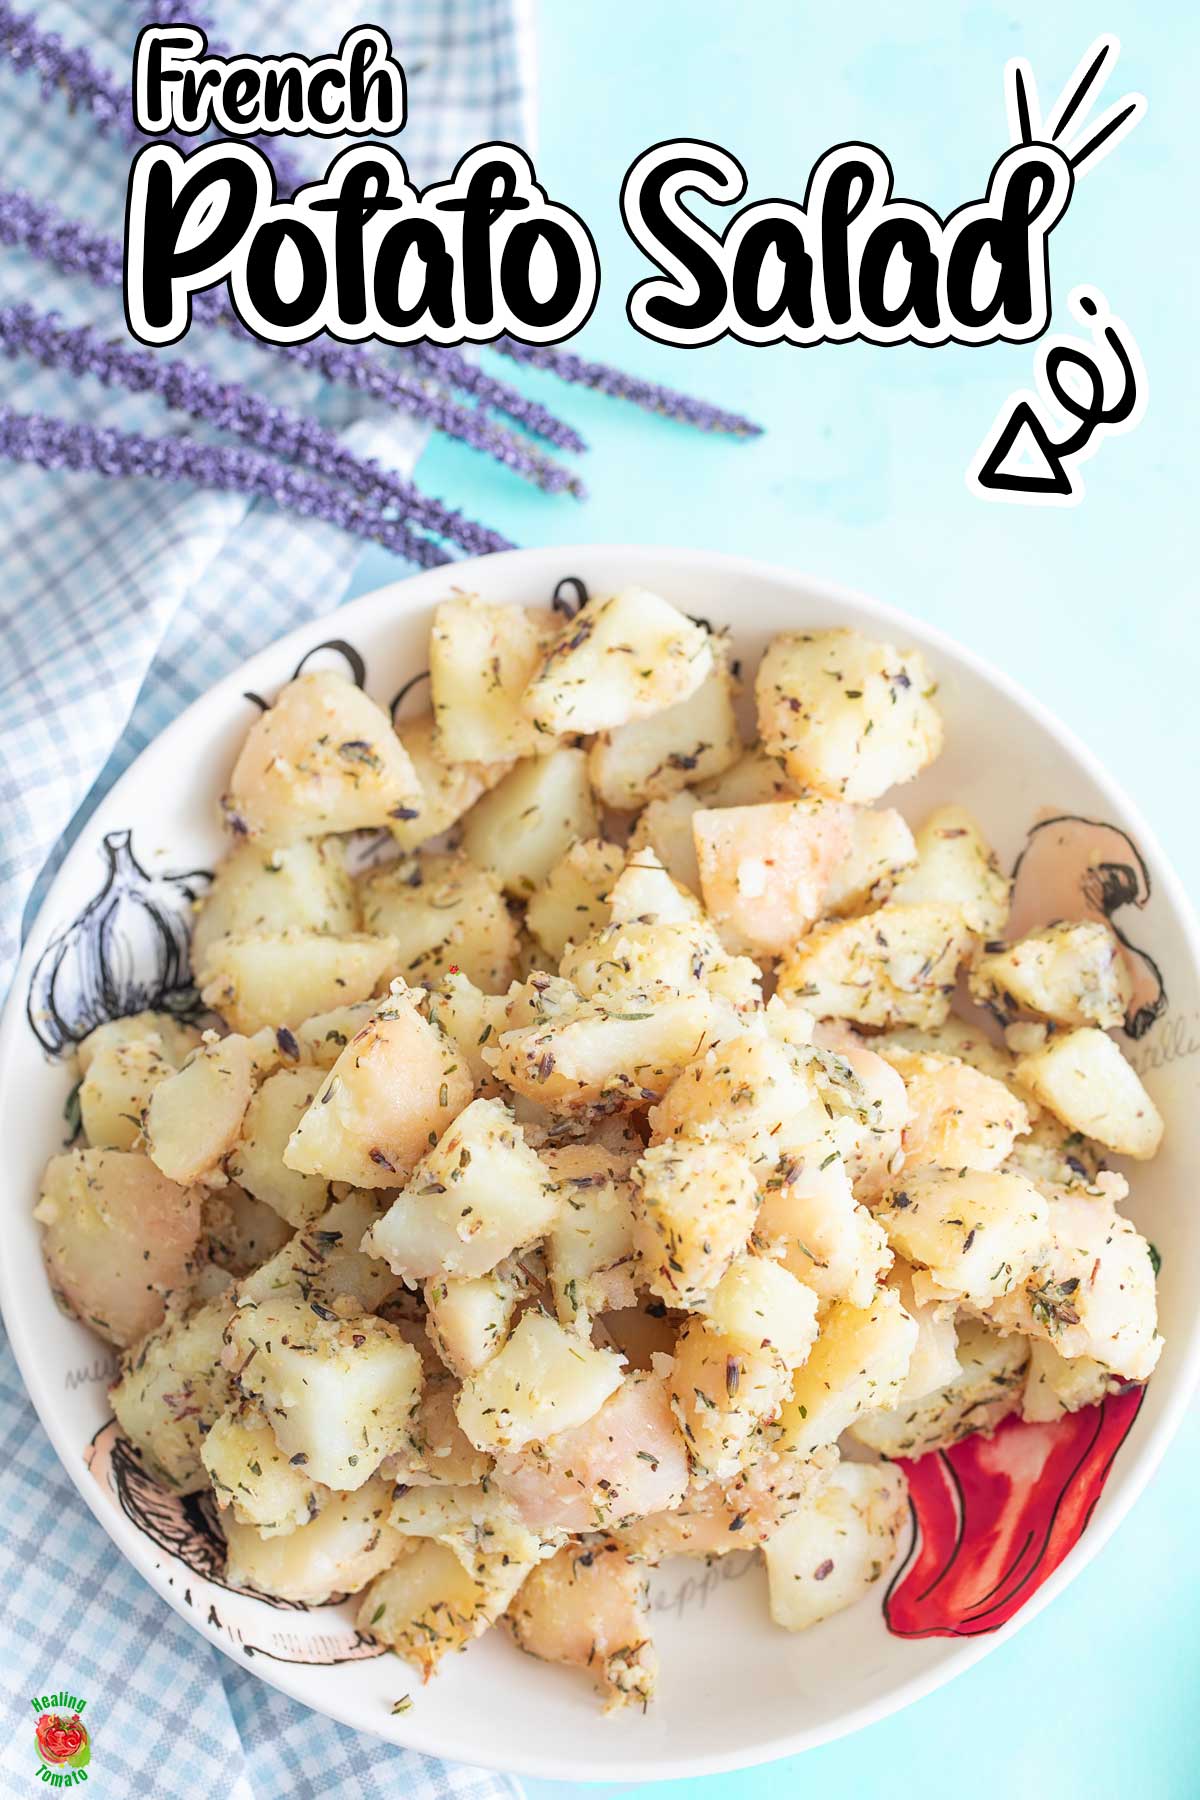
[{"x1": 884, "y1": 1384, "x2": 1143, "y2": 1637}]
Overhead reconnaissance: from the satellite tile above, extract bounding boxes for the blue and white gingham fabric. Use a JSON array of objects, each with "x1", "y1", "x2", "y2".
[{"x1": 0, "y1": 3, "x2": 533, "y2": 1794}]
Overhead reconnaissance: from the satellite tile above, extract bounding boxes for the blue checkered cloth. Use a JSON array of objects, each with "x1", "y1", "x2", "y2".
[{"x1": 0, "y1": 3, "x2": 532, "y2": 1794}]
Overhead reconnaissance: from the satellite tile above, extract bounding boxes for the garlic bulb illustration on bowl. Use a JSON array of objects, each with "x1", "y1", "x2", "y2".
[{"x1": 26, "y1": 831, "x2": 210, "y2": 1055}]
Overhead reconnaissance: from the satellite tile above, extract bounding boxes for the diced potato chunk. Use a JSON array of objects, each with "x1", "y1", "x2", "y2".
[
  {"x1": 889, "y1": 804, "x2": 1009, "y2": 935},
  {"x1": 524, "y1": 587, "x2": 714, "y2": 735},
  {"x1": 776, "y1": 1287, "x2": 918, "y2": 1455},
  {"x1": 620, "y1": 1442, "x2": 837, "y2": 1560},
  {"x1": 608, "y1": 848, "x2": 704, "y2": 927},
  {"x1": 284, "y1": 992, "x2": 472, "y2": 1188},
  {"x1": 291, "y1": 1001, "x2": 379, "y2": 1068},
  {"x1": 628, "y1": 791, "x2": 703, "y2": 894},
  {"x1": 756, "y1": 629, "x2": 942, "y2": 803},
  {"x1": 389, "y1": 710, "x2": 512, "y2": 851},
  {"x1": 389, "y1": 1482, "x2": 548, "y2": 1572},
  {"x1": 763, "y1": 1462, "x2": 907, "y2": 1632},
  {"x1": 972, "y1": 922, "x2": 1132, "y2": 1031},
  {"x1": 391, "y1": 1362, "x2": 494, "y2": 1489},
  {"x1": 886, "y1": 1261, "x2": 960, "y2": 1401},
  {"x1": 226, "y1": 1297, "x2": 423, "y2": 1488},
  {"x1": 79, "y1": 1034, "x2": 173, "y2": 1151},
  {"x1": 667, "y1": 1320, "x2": 792, "y2": 1480},
  {"x1": 505, "y1": 1539, "x2": 657, "y2": 1711},
  {"x1": 882, "y1": 1048, "x2": 1030, "y2": 1172},
  {"x1": 697, "y1": 1254, "x2": 819, "y2": 1367},
  {"x1": 203, "y1": 1401, "x2": 328, "y2": 1533},
  {"x1": 850, "y1": 1319, "x2": 1028, "y2": 1457},
  {"x1": 650, "y1": 1033, "x2": 829, "y2": 1171},
  {"x1": 143, "y1": 1033, "x2": 256, "y2": 1185},
  {"x1": 561, "y1": 913, "x2": 758, "y2": 1012},
  {"x1": 818, "y1": 1039, "x2": 910, "y2": 1202},
  {"x1": 989, "y1": 1188, "x2": 1161, "y2": 1381},
  {"x1": 588, "y1": 660, "x2": 740, "y2": 809},
  {"x1": 455, "y1": 1310, "x2": 624, "y2": 1453},
  {"x1": 225, "y1": 1475, "x2": 400, "y2": 1603},
  {"x1": 203, "y1": 1184, "x2": 294, "y2": 1275},
  {"x1": 757, "y1": 1151, "x2": 890, "y2": 1309},
  {"x1": 495, "y1": 987, "x2": 734, "y2": 1114},
  {"x1": 876, "y1": 1167, "x2": 1049, "y2": 1306},
  {"x1": 424, "y1": 971, "x2": 507, "y2": 1092},
  {"x1": 198, "y1": 931, "x2": 397, "y2": 1035},
  {"x1": 525, "y1": 839, "x2": 625, "y2": 962},
  {"x1": 359, "y1": 1536, "x2": 530, "y2": 1678},
  {"x1": 1014, "y1": 1027, "x2": 1163, "y2": 1160},
  {"x1": 429, "y1": 597, "x2": 559, "y2": 763},
  {"x1": 36, "y1": 1149, "x2": 202, "y2": 1346},
  {"x1": 111, "y1": 1295, "x2": 235, "y2": 1490},
  {"x1": 461, "y1": 748, "x2": 599, "y2": 899},
  {"x1": 227, "y1": 1066, "x2": 329, "y2": 1226},
  {"x1": 543, "y1": 1142, "x2": 638, "y2": 1324},
  {"x1": 776, "y1": 903, "x2": 974, "y2": 1029},
  {"x1": 359, "y1": 852, "x2": 517, "y2": 993},
  {"x1": 822, "y1": 807, "x2": 918, "y2": 916},
  {"x1": 696, "y1": 744, "x2": 796, "y2": 808},
  {"x1": 362, "y1": 1097, "x2": 558, "y2": 1281},
  {"x1": 493, "y1": 1372, "x2": 687, "y2": 1534},
  {"x1": 76, "y1": 1012, "x2": 200, "y2": 1074},
  {"x1": 877, "y1": 1017, "x2": 1019, "y2": 1086},
  {"x1": 693, "y1": 798, "x2": 853, "y2": 957},
  {"x1": 633, "y1": 1137, "x2": 759, "y2": 1307},
  {"x1": 224, "y1": 671, "x2": 421, "y2": 842},
  {"x1": 423, "y1": 1261, "x2": 527, "y2": 1377},
  {"x1": 1022, "y1": 1338, "x2": 1115, "y2": 1423},
  {"x1": 192, "y1": 837, "x2": 357, "y2": 969},
  {"x1": 238, "y1": 1189, "x2": 401, "y2": 1314}
]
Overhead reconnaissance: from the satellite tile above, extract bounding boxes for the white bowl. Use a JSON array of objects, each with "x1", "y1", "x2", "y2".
[{"x1": 3, "y1": 546, "x2": 1198, "y2": 1782}]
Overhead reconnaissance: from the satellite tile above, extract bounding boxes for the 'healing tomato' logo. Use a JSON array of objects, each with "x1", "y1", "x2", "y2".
[
  {"x1": 35, "y1": 1714, "x2": 89, "y2": 1768},
  {"x1": 30, "y1": 1692, "x2": 92, "y2": 1783}
]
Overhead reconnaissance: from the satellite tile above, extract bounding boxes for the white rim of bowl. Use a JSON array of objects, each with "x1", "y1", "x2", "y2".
[{"x1": 3, "y1": 544, "x2": 1199, "y2": 1781}]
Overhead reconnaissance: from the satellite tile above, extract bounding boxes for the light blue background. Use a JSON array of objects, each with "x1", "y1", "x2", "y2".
[{"x1": 348, "y1": 3, "x2": 1199, "y2": 1795}]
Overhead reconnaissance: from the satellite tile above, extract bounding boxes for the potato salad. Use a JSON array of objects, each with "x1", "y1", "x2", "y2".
[{"x1": 36, "y1": 587, "x2": 1164, "y2": 1712}]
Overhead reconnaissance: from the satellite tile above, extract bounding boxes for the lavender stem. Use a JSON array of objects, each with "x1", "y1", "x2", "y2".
[
  {"x1": 0, "y1": 187, "x2": 586, "y2": 496},
  {"x1": 496, "y1": 337, "x2": 764, "y2": 437},
  {"x1": 0, "y1": 404, "x2": 454, "y2": 566},
  {"x1": 0, "y1": 0, "x2": 588, "y2": 454},
  {"x1": 0, "y1": 301, "x2": 511, "y2": 556}
]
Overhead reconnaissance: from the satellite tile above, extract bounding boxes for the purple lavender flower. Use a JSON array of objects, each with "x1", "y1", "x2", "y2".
[
  {"x1": 496, "y1": 337, "x2": 763, "y2": 437},
  {"x1": 0, "y1": 0, "x2": 573, "y2": 454},
  {"x1": 4, "y1": 10, "x2": 760, "y2": 452},
  {"x1": 0, "y1": 0, "x2": 131, "y2": 136},
  {"x1": 0, "y1": 187, "x2": 585, "y2": 496},
  {"x1": 0, "y1": 0, "x2": 311, "y2": 193},
  {"x1": 0, "y1": 404, "x2": 454, "y2": 567},
  {"x1": 0, "y1": 302, "x2": 511, "y2": 557},
  {"x1": 409, "y1": 344, "x2": 587, "y2": 453}
]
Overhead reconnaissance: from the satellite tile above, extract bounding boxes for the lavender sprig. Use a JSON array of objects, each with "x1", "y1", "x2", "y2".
[
  {"x1": 0, "y1": 301, "x2": 510, "y2": 556},
  {"x1": 495, "y1": 337, "x2": 764, "y2": 437},
  {"x1": 2, "y1": 0, "x2": 586, "y2": 455},
  {"x1": 0, "y1": 404, "x2": 453, "y2": 567},
  {"x1": 0, "y1": 0, "x2": 311, "y2": 195},
  {"x1": 408, "y1": 344, "x2": 587, "y2": 453},
  {"x1": 0, "y1": 0, "x2": 129, "y2": 135},
  {"x1": 0, "y1": 187, "x2": 585, "y2": 496}
]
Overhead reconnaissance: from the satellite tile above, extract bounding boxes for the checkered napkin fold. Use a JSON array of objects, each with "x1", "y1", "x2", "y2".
[{"x1": 0, "y1": 3, "x2": 530, "y2": 1793}]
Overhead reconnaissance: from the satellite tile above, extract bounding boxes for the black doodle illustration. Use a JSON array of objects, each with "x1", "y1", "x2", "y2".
[
  {"x1": 971, "y1": 37, "x2": 1146, "y2": 503},
  {"x1": 27, "y1": 831, "x2": 210, "y2": 1055},
  {"x1": 973, "y1": 290, "x2": 1143, "y2": 500},
  {"x1": 244, "y1": 637, "x2": 368, "y2": 711},
  {"x1": 1008, "y1": 812, "x2": 1167, "y2": 1038}
]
